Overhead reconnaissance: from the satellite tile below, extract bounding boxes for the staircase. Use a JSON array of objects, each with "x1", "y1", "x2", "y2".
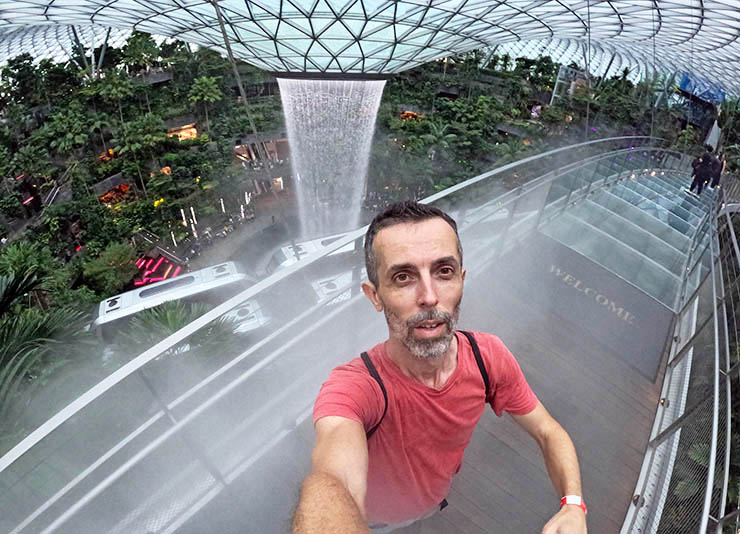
[{"x1": 541, "y1": 170, "x2": 716, "y2": 309}]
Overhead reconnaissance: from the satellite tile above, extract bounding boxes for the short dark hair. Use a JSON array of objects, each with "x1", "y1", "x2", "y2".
[{"x1": 364, "y1": 200, "x2": 463, "y2": 287}]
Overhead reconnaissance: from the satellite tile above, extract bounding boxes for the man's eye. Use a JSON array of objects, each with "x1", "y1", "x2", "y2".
[
  {"x1": 394, "y1": 273, "x2": 410, "y2": 283},
  {"x1": 439, "y1": 266, "x2": 454, "y2": 276}
]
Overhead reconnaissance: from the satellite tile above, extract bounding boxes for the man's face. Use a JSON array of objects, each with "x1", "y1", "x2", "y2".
[{"x1": 362, "y1": 218, "x2": 466, "y2": 360}]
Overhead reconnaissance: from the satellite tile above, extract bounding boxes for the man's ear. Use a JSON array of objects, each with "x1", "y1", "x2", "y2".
[
  {"x1": 461, "y1": 268, "x2": 466, "y2": 282},
  {"x1": 361, "y1": 281, "x2": 384, "y2": 312}
]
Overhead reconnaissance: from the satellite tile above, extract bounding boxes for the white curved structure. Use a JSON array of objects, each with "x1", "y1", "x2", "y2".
[{"x1": 0, "y1": 0, "x2": 738, "y2": 93}]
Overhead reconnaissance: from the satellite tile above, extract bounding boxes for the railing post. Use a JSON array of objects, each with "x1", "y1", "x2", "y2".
[{"x1": 699, "y1": 222, "x2": 721, "y2": 532}]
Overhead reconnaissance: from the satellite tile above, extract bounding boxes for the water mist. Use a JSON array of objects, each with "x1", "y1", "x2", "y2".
[{"x1": 277, "y1": 78, "x2": 386, "y2": 237}]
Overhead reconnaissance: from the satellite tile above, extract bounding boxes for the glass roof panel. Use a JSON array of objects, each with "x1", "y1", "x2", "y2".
[{"x1": 0, "y1": 0, "x2": 737, "y2": 93}]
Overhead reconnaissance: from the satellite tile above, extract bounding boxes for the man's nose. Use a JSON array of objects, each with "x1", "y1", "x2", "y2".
[{"x1": 417, "y1": 273, "x2": 439, "y2": 307}]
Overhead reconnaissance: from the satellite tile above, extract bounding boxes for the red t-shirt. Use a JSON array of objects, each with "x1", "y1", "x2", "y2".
[{"x1": 313, "y1": 331, "x2": 538, "y2": 525}]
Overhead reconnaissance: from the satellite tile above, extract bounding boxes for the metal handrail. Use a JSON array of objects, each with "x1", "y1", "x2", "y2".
[
  {"x1": 621, "y1": 172, "x2": 736, "y2": 533},
  {"x1": 0, "y1": 135, "x2": 665, "y2": 474}
]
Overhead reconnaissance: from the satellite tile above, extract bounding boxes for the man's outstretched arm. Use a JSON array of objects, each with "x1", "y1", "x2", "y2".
[
  {"x1": 511, "y1": 401, "x2": 587, "y2": 534},
  {"x1": 293, "y1": 416, "x2": 371, "y2": 534}
]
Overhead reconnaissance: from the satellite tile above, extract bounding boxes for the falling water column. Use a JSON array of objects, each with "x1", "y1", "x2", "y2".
[{"x1": 277, "y1": 78, "x2": 386, "y2": 237}]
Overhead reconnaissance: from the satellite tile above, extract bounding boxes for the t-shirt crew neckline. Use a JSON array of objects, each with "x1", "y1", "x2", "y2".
[{"x1": 377, "y1": 331, "x2": 465, "y2": 395}]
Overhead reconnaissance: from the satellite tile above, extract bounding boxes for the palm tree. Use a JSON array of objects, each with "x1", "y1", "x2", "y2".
[
  {"x1": 113, "y1": 300, "x2": 240, "y2": 358},
  {"x1": 0, "y1": 272, "x2": 90, "y2": 440},
  {"x1": 421, "y1": 121, "x2": 458, "y2": 160},
  {"x1": 116, "y1": 113, "x2": 168, "y2": 197},
  {"x1": 188, "y1": 76, "x2": 223, "y2": 136}
]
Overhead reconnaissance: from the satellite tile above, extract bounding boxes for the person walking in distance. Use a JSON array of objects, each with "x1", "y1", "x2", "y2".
[
  {"x1": 687, "y1": 145, "x2": 718, "y2": 197},
  {"x1": 710, "y1": 151, "x2": 726, "y2": 189},
  {"x1": 293, "y1": 201, "x2": 587, "y2": 534}
]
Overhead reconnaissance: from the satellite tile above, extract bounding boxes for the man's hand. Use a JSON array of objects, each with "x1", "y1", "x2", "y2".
[{"x1": 542, "y1": 505, "x2": 587, "y2": 534}]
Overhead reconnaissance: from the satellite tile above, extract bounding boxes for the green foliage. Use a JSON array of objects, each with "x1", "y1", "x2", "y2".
[
  {"x1": 41, "y1": 197, "x2": 123, "y2": 256},
  {"x1": 188, "y1": 76, "x2": 223, "y2": 135},
  {"x1": 0, "y1": 146, "x2": 11, "y2": 178},
  {"x1": 81, "y1": 242, "x2": 138, "y2": 297},
  {"x1": 112, "y1": 300, "x2": 239, "y2": 357},
  {"x1": 121, "y1": 32, "x2": 160, "y2": 71},
  {"x1": 11, "y1": 144, "x2": 53, "y2": 182},
  {"x1": 1, "y1": 54, "x2": 41, "y2": 108},
  {"x1": 0, "y1": 194, "x2": 22, "y2": 219},
  {"x1": 213, "y1": 97, "x2": 283, "y2": 135},
  {"x1": 687, "y1": 442, "x2": 710, "y2": 467},
  {"x1": 673, "y1": 478, "x2": 702, "y2": 500},
  {"x1": 188, "y1": 76, "x2": 223, "y2": 106},
  {"x1": 45, "y1": 101, "x2": 95, "y2": 155},
  {"x1": 95, "y1": 72, "x2": 135, "y2": 123},
  {"x1": 0, "y1": 242, "x2": 57, "y2": 280},
  {"x1": 116, "y1": 113, "x2": 168, "y2": 160},
  {"x1": 540, "y1": 105, "x2": 566, "y2": 124}
]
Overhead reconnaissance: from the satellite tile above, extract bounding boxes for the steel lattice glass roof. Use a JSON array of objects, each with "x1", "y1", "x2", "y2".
[
  {"x1": 0, "y1": 0, "x2": 739, "y2": 93},
  {"x1": 0, "y1": 25, "x2": 130, "y2": 65}
]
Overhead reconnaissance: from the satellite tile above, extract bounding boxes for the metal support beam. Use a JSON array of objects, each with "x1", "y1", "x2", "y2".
[
  {"x1": 595, "y1": 51, "x2": 616, "y2": 89},
  {"x1": 70, "y1": 26, "x2": 90, "y2": 72},
  {"x1": 97, "y1": 27, "x2": 112, "y2": 73}
]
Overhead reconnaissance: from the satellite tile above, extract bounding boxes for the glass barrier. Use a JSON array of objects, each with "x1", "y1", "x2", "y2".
[{"x1": 6, "y1": 136, "x2": 710, "y2": 534}]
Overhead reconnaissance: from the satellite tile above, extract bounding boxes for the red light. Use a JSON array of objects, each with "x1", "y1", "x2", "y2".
[
  {"x1": 145, "y1": 258, "x2": 154, "y2": 269},
  {"x1": 134, "y1": 279, "x2": 148, "y2": 286},
  {"x1": 173, "y1": 266, "x2": 181, "y2": 277},
  {"x1": 15, "y1": 174, "x2": 24, "y2": 180},
  {"x1": 22, "y1": 197, "x2": 33, "y2": 205},
  {"x1": 148, "y1": 277, "x2": 165, "y2": 282},
  {"x1": 153, "y1": 257, "x2": 164, "y2": 272},
  {"x1": 163, "y1": 264, "x2": 174, "y2": 279},
  {"x1": 75, "y1": 245, "x2": 82, "y2": 252},
  {"x1": 136, "y1": 258, "x2": 146, "y2": 268}
]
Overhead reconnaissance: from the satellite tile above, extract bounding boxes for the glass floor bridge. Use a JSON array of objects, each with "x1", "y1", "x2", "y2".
[{"x1": 1, "y1": 137, "x2": 737, "y2": 534}]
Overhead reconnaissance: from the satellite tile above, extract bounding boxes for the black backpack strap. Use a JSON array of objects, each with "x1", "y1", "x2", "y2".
[
  {"x1": 459, "y1": 330, "x2": 490, "y2": 398},
  {"x1": 361, "y1": 352, "x2": 388, "y2": 439}
]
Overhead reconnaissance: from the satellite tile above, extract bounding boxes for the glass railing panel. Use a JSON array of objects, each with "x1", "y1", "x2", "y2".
[
  {"x1": 541, "y1": 213, "x2": 680, "y2": 306},
  {"x1": 423, "y1": 137, "x2": 663, "y2": 224},
  {"x1": 501, "y1": 180, "x2": 552, "y2": 249},
  {"x1": 592, "y1": 190, "x2": 691, "y2": 253},
  {"x1": 688, "y1": 226, "x2": 712, "y2": 271},
  {"x1": 541, "y1": 180, "x2": 570, "y2": 220},
  {"x1": 608, "y1": 184, "x2": 695, "y2": 236},
  {"x1": 682, "y1": 243, "x2": 712, "y2": 303},
  {"x1": 695, "y1": 264, "x2": 718, "y2": 331},
  {"x1": 0, "y1": 372, "x2": 177, "y2": 533},
  {"x1": 0, "y1": 237, "x2": 379, "y2": 532},
  {"x1": 569, "y1": 201, "x2": 686, "y2": 275}
]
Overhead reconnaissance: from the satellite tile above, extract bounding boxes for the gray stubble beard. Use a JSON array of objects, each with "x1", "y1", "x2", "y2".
[{"x1": 384, "y1": 298, "x2": 462, "y2": 361}]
